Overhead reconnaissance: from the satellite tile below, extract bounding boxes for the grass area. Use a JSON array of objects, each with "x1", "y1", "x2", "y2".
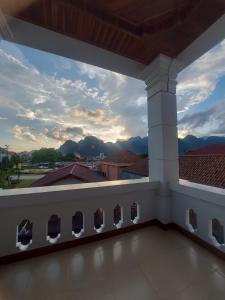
[
  {"x1": 21, "y1": 168, "x2": 53, "y2": 175},
  {"x1": 13, "y1": 179, "x2": 33, "y2": 188}
]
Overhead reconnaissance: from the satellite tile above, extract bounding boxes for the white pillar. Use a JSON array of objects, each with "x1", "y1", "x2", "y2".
[{"x1": 142, "y1": 54, "x2": 180, "y2": 224}]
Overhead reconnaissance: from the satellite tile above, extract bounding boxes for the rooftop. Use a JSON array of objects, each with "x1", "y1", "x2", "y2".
[
  {"x1": 123, "y1": 156, "x2": 225, "y2": 189},
  {"x1": 101, "y1": 150, "x2": 141, "y2": 165},
  {"x1": 124, "y1": 157, "x2": 149, "y2": 177},
  {"x1": 179, "y1": 155, "x2": 225, "y2": 189},
  {"x1": 31, "y1": 162, "x2": 106, "y2": 187},
  {"x1": 1, "y1": 226, "x2": 225, "y2": 300}
]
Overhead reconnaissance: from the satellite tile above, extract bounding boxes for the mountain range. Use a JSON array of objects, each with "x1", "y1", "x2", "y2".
[{"x1": 59, "y1": 135, "x2": 225, "y2": 157}]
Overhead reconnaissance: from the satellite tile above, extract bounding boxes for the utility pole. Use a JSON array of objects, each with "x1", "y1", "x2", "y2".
[{"x1": 5, "y1": 145, "x2": 10, "y2": 187}]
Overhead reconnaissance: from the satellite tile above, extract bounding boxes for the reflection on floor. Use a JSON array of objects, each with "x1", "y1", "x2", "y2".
[{"x1": 1, "y1": 226, "x2": 225, "y2": 300}]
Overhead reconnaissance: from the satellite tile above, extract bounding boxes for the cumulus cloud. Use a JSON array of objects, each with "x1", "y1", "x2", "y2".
[{"x1": 13, "y1": 125, "x2": 37, "y2": 142}]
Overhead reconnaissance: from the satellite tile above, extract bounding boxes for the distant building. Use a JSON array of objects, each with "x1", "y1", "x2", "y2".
[
  {"x1": 19, "y1": 151, "x2": 32, "y2": 162},
  {"x1": 0, "y1": 147, "x2": 7, "y2": 163},
  {"x1": 31, "y1": 162, "x2": 107, "y2": 187},
  {"x1": 100, "y1": 150, "x2": 141, "y2": 180},
  {"x1": 0, "y1": 148, "x2": 15, "y2": 162},
  {"x1": 121, "y1": 158, "x2": 148, "y2": 179}
]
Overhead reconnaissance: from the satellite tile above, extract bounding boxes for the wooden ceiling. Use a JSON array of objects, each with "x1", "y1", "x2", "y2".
[{"x1": 3, "y1": 0, "x2": 225, "y2": 64}]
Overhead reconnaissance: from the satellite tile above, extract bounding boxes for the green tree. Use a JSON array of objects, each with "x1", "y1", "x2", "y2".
[
  {"x1": 32, "y1": 148, "x2": 60, "y2": 163},
  {"x1": 1, "y1": 156, "x2": 9, "y2": 170},
  {"x1": 0, "y1": 169, "x2": 7, "y2": 188},
  {"x1": 10, "y1": 154, "x2": 22, "y2": 167}
]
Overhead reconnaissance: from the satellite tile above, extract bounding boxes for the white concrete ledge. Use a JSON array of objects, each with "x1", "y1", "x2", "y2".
[
  {"x1": 0, "y1": 178, "x2": 159, "y2": 208},
  {"x1": 170, "y1": 179, "x2": 225, "y2": 208}
]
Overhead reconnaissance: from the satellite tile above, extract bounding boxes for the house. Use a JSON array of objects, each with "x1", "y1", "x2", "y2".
[
  {"x1": 121, "y1": 157, "x2": 149, "y2": 179},
  {"x1": 122, "y1": 156, "x2": 225, "y2": 189},
  {"x1": 99, "y1": 150, "x2": 142, "y2": 180},
  {"x1": 32, "y1": 162, "x2": 107, "y2": 187}
]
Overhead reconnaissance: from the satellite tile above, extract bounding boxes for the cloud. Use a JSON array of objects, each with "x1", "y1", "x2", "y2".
[
  {"x1": 1, "y1": 36, "x2": 225, "y2": 151},
  {"x1": 13, "y1": 125, "x2": 37, "y2": 142},
  {"x1": 178, "y1": 100, "x2": 225, "y2": 136},
  {"x1": 44, "y1": 126, "x2": 85, "y2": 142},
  {"x1": 67, "y1": 105, "x2": 120, "y2": 125},
  {"x1": 33, "y1": 96, "x2": 48, "y2": 105},
  {"x1": 178, "y1": 107, "x2": 215, "y2": 129},
  {"x1": 177, "y1": 40, "x2": 225, "y2": 113},
  {"x1": 16, "y1": 107, "x2": 37, "y2": 120}
]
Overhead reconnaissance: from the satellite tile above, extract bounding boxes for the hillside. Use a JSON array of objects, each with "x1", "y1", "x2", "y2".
[{"x1": 59, "y1": 135, "x2": 225, "y2": 157}]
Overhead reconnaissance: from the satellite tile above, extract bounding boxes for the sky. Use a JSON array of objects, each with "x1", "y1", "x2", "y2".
[{"x1": 0, "y1": 38, "x2": 225, "y2": 152}]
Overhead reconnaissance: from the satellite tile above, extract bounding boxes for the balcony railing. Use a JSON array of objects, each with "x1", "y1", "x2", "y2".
[
  {"x1": 171, "y1": 180, "x2": 225, "y2": 251},
  {"x1": 0, "y1": 179, "x2": 158, "y2": 259},
  {"x1": 0, "y1": 178, "x2": 225, "y2": 263}
]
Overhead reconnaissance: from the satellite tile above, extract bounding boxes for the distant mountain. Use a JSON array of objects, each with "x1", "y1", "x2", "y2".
[
  {"x1": 178, "y1": 135, "x2": 225, "y2": 155},
  {"x1": 59, "y1": 135, "x2": 225, "y2": 157},
  {"x1": 59, "y1": 140, "x2": 79, "y2": 156},
  {"x1": 59, "y1": 136, "x2": 148, "y2": 157}
]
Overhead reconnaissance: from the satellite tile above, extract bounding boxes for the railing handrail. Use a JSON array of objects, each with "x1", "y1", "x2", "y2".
[
  {"x1": 170, "y1": 179, "x2": 225, "y2": 208},
  {"x1": 0, "y1": 179, "x2": 159, "y2": 208}
]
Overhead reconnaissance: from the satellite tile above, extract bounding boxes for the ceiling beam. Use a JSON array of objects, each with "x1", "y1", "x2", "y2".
[{"x1": 4, "y1": 16, "x2": 146, "y2": 79}]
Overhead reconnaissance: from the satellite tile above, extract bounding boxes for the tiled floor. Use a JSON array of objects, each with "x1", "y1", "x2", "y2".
[{"x1": 1, "y1": 226, "x2": 225, "y2": 300}]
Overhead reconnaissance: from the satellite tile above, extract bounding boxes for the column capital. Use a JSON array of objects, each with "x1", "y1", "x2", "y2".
[{"x1": 140, "y1": 54, "x2": 182, "y2": 98}]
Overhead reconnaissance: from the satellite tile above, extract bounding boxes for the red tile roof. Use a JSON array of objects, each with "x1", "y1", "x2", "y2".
[
  {"x1": 188, "y1": 145, "x2": 225, "y2": 155},
  {"x1": 101, "y1": 150, "x2": 141, "y2": 164},
  {"x1": 179, "y1": 155, "x2": 225, "y2": 189},
  {"x1": 123, "y1": 156, "x2": 225, "y2": 189},
  {"x1": 32, "y1": 163, "x2": 106, "y2": 187}
]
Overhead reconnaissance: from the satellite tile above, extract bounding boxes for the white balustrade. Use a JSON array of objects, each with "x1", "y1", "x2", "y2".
[
  {"x1": 1, "y1": 178, "x2": 225, "y2": 259},
  {"x1": 171, "y1": 180, "x2": 225, "y2": 253},
  {"x1": 0, "y1": 179, "x2": 158, "y2": 257}
]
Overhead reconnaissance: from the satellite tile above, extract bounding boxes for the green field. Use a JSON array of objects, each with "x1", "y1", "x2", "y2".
[{"x1": 13, "y1": 179, "x2": 33, "y2": 188}]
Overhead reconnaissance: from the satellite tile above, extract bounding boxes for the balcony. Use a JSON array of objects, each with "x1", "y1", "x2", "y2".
[
  {"x1": 1, "y1": 2, "x2": 225, "y2": 299},
  {"x1": 0, "y1": 179, "x2": 225, "y2": 299}
]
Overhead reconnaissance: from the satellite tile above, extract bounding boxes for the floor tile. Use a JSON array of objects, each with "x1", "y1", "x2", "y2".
[{"x1": 0, "y1": 226, "x2": 225, "y2": 300}]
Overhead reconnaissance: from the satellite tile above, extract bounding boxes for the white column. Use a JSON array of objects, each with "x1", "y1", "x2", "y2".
[{"x1": 142, "y1": 54, "x2": 180, "y2": 224}]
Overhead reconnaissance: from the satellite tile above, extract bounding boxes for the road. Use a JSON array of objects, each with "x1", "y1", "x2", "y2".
[{"x1": 11, "y1": 175, "x2": 45, "y2": 181}]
